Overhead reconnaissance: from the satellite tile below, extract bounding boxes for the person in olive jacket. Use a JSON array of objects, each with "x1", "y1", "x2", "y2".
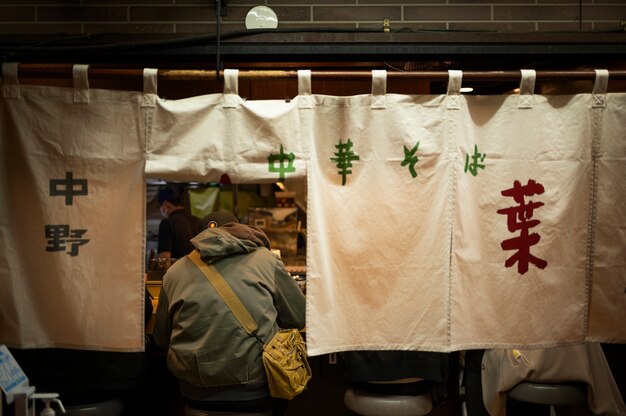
[{"x1": 153, "y1": 212, "x2": 306, "y2": 415}]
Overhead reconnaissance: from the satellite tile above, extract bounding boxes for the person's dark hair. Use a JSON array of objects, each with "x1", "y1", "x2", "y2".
[{"x1": 158, "y1": 184, "x2": 185, "y2": 206}]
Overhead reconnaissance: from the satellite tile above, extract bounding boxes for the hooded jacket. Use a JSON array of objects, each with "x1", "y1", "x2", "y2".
[{"x1": 153, "y1": 223, "x2": 306, "y2": 392}]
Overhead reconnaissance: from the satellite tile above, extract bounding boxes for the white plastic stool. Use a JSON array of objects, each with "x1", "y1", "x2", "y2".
[
  {"x1": 507, "y1": 382, "x2": 586, "y2": 416},
  {"x1": 63, "y1": 397, "x2": 124, "y2": 416},
  {"x1": 185, "y1": 404, "x2": 272, "y2": 416},
  {"x1": 344, "y1": 387, "x2": 433, "y2": 416}
]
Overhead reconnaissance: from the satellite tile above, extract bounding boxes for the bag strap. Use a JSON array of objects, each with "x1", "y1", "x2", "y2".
[{"x1": 187, "y1": 250, "x2": 259, "y2": 335}]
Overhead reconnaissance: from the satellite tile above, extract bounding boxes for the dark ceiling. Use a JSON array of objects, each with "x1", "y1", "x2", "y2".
[
  {"x1": 2, "y1": 30, "x2": 625, "y2": 66},
  {"x1": 2, "y1": 30, "x2": 625, "y2": 96}
]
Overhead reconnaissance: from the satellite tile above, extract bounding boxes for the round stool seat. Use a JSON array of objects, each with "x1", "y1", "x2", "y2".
[
  {"x1": 63, "y1": 397, "x2": 124, "y2": 416},
  {"x1": 344, "y1": 387, "x2": 433, "y2": 416},
  {"x1": 508, "y1": 382, "x2": 586, "y2": 406},
  {"x1": 185, "y1": 405, "x2": 272, "y2": 416}
]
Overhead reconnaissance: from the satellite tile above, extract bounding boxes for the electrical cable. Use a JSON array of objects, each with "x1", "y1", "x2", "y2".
[{"x1": 216, "y1": 0, "x2": 221, "y2": 81}]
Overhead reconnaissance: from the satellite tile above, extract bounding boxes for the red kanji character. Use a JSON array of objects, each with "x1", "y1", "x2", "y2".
[{"x1": 496, "y1": 179, "x2": 548, "y2": 275}]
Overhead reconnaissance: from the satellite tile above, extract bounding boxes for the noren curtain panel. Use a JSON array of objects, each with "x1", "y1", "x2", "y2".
[{"x1": 1, "y1": 67, "x2": 624, "y2": 353}]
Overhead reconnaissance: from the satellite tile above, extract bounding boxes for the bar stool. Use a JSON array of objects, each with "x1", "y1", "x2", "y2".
[
  {"x1": 507, "y1": 382, "x2": 586, "y2": 415},
  {"x1": 184, "y1": 405, "x2": 272, "y2": 416},
  {"x1": 343, "y1": 384, "x2": 433, "y2": 416},
  {"x1": 63, "y1": 397, "x2": 124, "y2": 416}
]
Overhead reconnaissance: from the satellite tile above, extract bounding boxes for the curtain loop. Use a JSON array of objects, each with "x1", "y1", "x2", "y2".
[
  {"x1": 222, "y1": 69, "x2": 240, "y2": 108},
  {"x1": 142, "y1": 68, "x2": 158, "y2": 108},
  {"x1": 73, "y1": 64, "x2": 90, "y2": 104},
  {"x1": 298, "y1": 69, "x2": 312, "y2": 109},
  {"x1": 592, "y1": 69, "x2": 609, "y2": 108},
  {"x1": 518, "y1": 69, "x2": 536, "y2": 109},
  {"x1": 2, "y1": 62, "x2": 20, "y2": 99},
  {"x1": 371, "y1": 69, "x2": 387, "y2": 109},
  {"x1": 447, "y1": 70, "x2": 463, "y2": 110}
]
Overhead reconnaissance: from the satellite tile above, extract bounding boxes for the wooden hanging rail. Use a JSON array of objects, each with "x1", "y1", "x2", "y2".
[{"x1": 9, "y1": 64, "x2": 626, "y2": 82}]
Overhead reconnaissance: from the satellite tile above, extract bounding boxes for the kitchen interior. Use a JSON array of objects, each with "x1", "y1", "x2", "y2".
[{"x1": 144, "y1": 178, "x2": 308, "y2": 302}]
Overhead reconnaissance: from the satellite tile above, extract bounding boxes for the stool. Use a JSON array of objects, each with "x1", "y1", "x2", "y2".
[
  {"x1": 184, "y1": 405, "x2": 272, "y2": 416},
  {"x1": 344, "y1": 386, "x2": 432, "y2": 416},
  {"x1": 507, "y1": 382, "x2": 586, "y2": 416},
  {"x1": 63, "y1": 397, "x2": 124, "y2": 416}
]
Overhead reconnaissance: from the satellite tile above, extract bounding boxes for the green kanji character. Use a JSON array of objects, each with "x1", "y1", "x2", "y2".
[
  {"x1": 401, "y1": 141, "x2": 420, "y2": 178},
  {"x1": 465, "y1": 144, "x2": 486, "y2": 176},
  {"x1": 268, "y1": 144, "x2": 296, "y2": 181},
  {"x1": 330, "y1": 138, "x2": 359, "y2": 186}
]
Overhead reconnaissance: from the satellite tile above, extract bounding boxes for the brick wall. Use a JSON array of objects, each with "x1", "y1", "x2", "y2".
[{"x1": 0, "y1": 1, "x2": 625, "y2": 35}]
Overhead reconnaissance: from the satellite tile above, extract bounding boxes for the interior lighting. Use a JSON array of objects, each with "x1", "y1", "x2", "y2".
[{"x1": 245, "y1": 6, "x2": 278, "y2": 29}]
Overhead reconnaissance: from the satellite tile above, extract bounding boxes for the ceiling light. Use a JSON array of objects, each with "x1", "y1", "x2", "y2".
[{"x1": 245, "y1": 6, "x2": 278, "y2": 29}]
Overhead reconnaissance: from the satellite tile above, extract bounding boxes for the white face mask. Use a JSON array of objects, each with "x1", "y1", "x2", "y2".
[{"x1": 160, "y1": 204, "x2": 168, "y2": 218}]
